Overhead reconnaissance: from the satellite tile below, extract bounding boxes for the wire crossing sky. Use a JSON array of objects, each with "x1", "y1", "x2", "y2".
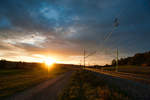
[{"x1": 0, "y1": 0, "x2": 150, "y2": 65}]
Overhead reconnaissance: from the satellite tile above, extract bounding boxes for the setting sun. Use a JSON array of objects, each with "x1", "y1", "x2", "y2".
[{"x1": 44, "y1": 57, "x2": 56, "y2": 66}]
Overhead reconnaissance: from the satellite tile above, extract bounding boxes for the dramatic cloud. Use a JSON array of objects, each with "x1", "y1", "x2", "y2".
[{"x1": 0, "y1": 0, "x2": 150, "y2": 65}]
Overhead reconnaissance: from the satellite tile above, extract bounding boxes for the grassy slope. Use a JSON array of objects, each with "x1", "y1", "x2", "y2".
[
  {"x1": 59, "y1": 69, "x2": 130, "y2": 100},
  {"x1": 0, "y1": 65, "x2": 71, "y2": 98}
]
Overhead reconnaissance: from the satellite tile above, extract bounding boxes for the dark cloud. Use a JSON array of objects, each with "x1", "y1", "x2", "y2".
[{"x1": 0, "y1": 0, "x2": 150, "y2": 64}]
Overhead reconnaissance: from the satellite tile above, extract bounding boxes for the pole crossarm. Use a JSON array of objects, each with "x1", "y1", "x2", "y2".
[{"x1": 85, "y1": 51, "x2": 97, "y2": 58}]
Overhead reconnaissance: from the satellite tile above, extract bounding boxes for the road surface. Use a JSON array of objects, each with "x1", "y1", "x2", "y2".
[{"x1": 6, "y1": 71, "x2": 73, "y2": 100}]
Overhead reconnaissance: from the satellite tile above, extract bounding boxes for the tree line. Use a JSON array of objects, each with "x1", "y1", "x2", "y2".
[
  {"x1": 0, "y1": 59, "x2": 76, "y2": 69},
  {"x1": 112, "y1": 51, "x2": 150, "y2": 66},
  {"x1": 0, "y1": 59, "x2": 42, "y2": 69}
]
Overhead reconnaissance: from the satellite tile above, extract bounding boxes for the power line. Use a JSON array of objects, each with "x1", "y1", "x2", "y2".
[
  {"x1": 82, "y1": 49, "x2": 96, "y2": 68},
  {"x1": 85, "y1": 51, "x2": 97, "y2": 58}
]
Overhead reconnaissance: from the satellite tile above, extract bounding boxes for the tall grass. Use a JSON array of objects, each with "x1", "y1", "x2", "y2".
[{"x1": 59, "y1": 70, "x2": 130, "y2": 100}]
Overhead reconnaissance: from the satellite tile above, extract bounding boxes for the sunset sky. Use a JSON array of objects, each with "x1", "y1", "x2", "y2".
[{"x1": 0, "y1": 0, "x2": 150, "y2": 65}]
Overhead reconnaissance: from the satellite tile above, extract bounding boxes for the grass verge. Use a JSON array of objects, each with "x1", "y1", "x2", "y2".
[{"x1": 59, "y1": 69, "x2": 130, "y2": 100}]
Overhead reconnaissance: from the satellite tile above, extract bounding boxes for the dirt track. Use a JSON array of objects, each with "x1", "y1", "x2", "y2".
[{"x1": 6, "y1": 71, "x2": 73, "y2": 100}]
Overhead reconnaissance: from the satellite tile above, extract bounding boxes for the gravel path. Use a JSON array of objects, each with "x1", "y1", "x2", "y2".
[{"x1": 5, "y1": 71, "x2": 73, "y2": 100}]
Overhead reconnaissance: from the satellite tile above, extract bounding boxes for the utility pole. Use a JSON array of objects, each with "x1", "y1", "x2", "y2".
[
  {"x1": 88, "y1": 62, "x2": 90, "y2": 67},
  {"x1": 116, "y1": 48, "x2": 119, "y2": 72},
  {"x1": 82, "y1": 49, "x2": 96, "y2": 68},
  {"x1": 83, "y1": 49, "x2": 85, "y2": 68},
  {"x1": 80, "y1": 60, "x2": 81, "y2": 67}
]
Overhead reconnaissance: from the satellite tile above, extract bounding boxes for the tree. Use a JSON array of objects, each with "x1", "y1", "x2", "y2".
[{"x1": 112, "y1": 59, "x2": 116, "y2": 66}]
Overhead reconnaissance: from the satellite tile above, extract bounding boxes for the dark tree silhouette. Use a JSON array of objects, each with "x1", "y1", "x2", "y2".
[{"x1": 112, "y1": 51, "x2": 150, "y2": 66}]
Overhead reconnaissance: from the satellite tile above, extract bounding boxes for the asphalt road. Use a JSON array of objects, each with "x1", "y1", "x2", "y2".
[
  {"x1": 86, "y1": 68, "x2": 150, "y2": 100},
  {"x1": 6, "y1": 71, "x2": 73, "y2": 100}
]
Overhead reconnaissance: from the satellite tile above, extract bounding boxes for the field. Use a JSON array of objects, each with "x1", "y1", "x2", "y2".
[
  {"x1": 0, "y1": 64, "x2": 71, "y2": 98},
  {"x1": 1, "y1": 64, "x2": 150, "y2": 100},
  {"x1": 59, "y1": 69, "x2": 130, "y2": 100},
  {"x1": 102, "y1": 65, "x2": 150, "y2": 75}
]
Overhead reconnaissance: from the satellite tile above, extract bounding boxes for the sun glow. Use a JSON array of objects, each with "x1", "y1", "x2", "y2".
[{"x1": 44, "y1": 57, "x2": 56, "y2": 66}]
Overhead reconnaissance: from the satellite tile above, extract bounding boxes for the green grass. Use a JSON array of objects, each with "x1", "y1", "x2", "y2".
[
  {"x1": 59, "y1": 69, "x2": 130, "y2": 100},
  {"x1": 0, "y1": 65, "x2": 71, "y2": 98}
]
